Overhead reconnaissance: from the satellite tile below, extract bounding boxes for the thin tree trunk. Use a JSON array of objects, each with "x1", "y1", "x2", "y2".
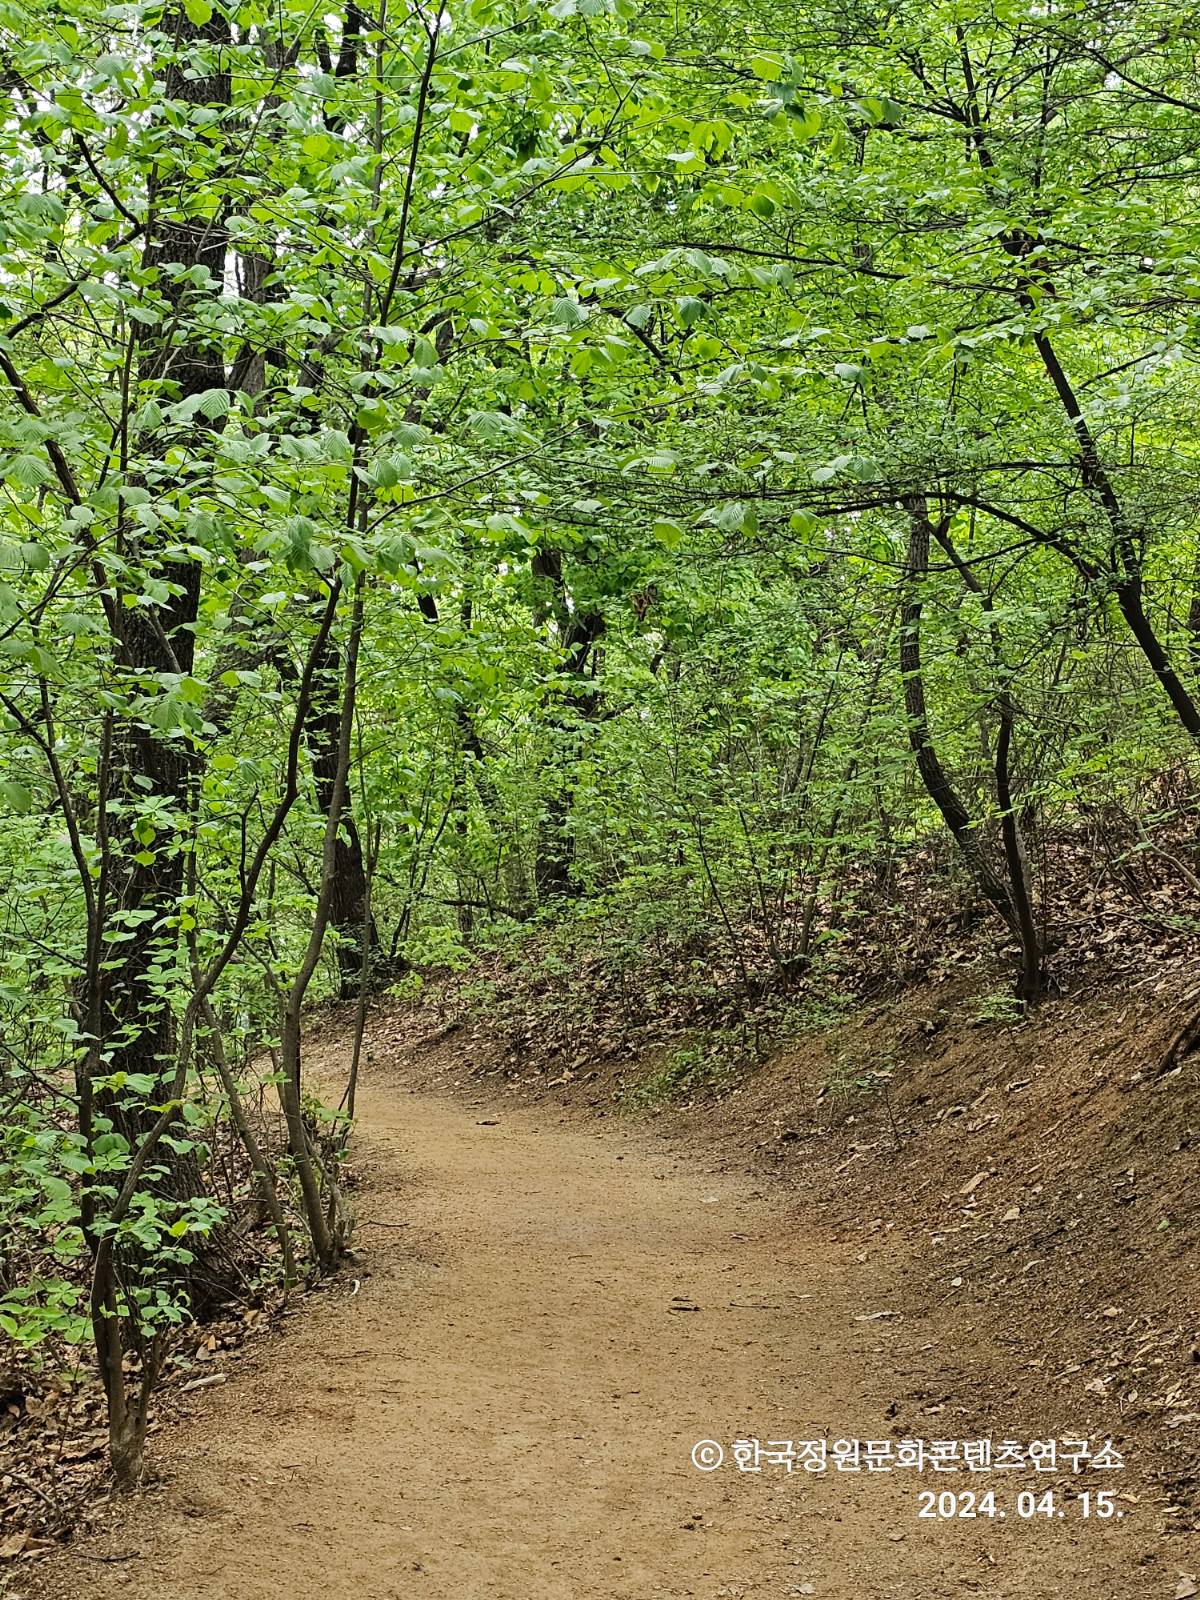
[
  {"x1": 954, "y1": 38, "x2": 1200, "y2": 747},
  {"x1": 198, "y1": 994, "x2": 298, "y2": 1287},
  {"x1": 931, "y1": 521, "x2": 1044, "y2": 1003},
  {"x1": 341, "y1": 817, "x2": 381, "y2": 1124},
  {"x1": 531, "y1": 546, "x2": 605, "y2": 899},
  {"x1": 900, "y1": 498, "x2": 1020, "y2": 932},
  {"x1": 279, "y1": 577, "x2": 367, "y2": 1268},
  {"x1": 304, "y1": 617, "x2": 380, "y2": 998}
]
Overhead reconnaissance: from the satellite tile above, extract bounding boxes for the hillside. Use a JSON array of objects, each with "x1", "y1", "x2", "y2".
[
  {"x1": 6, "y1": 0, "x2": 1200, "y2": 1592},
  {"x1": 377, "y1": 956, "x2": 1200, "y2": 1536}
]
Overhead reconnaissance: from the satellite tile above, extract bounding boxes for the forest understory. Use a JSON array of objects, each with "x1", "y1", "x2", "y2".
[
  {"x1": 7, "y1": 0, "x2": 1200, "y2": 1588},
  {"x1": 386, "y1": 892, "x2": 1200, "y2": 1540},
  {"x1": 6, "y1": 848, "x2": 1200, "y2": 1596},
  {"x1": 5, "y1": 944, "x2": 1198, "y2": 1600}
]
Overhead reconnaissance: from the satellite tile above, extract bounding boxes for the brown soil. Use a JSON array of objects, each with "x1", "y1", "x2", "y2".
[
  {"x1": 27, "y1": 1034, "x2": 1196, "y2": 1600},
  {"x1": 400, "y1": 968, "x2": 1200, "y2": 1528}
]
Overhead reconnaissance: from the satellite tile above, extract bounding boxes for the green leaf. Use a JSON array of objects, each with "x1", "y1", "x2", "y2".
[
  {"x1": 197, "y1": 388, "x2": 232, "y2": 420},
  {"x1": 550, "y1": 297, "x2": 588, "y2": 329},
  {"x1": 749, "y1": 54, "x2": 784, "y2": 82},
  {"x1": 5, "y1": 455, "x2": 54, "y2": 490},
  {"x1": 0, "y1": 780, "x2": 33, "y2": 813}
]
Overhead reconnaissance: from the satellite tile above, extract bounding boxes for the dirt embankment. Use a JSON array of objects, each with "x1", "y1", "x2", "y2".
[
  {"x1": 29, "y1": 1031, "x2": 1192, "y2": 1600},
  {"x1": 375, "y1": 967, "x2": 1200, "y2": 1539},
  {"x1": 20, "y1": 967, "x2": 1200, "y2": 1600}
]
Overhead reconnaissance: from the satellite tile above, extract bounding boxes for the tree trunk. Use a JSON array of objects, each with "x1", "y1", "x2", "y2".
[
  {"x1": 103, "y1": 4, "x2": 231, "y2": 1120},
  {"x1": 530, "y1": 547, "x2": 605, "y2": 900},
  {"x1": 900, "y1": 499, "x2": 1021, "y2": 933},
  {"x1": 87, "y1": 3, "x2": 230, "y2": 1482},
  {"x1": 304, "y1": 628, "x2": 380, "y2": 999},
  {"x1": 954, "y1": 56, "x2": 1200, "y2": 749},
  {"x1": 931, "y1": 521, "x2": 1045, "y2": 1004}
]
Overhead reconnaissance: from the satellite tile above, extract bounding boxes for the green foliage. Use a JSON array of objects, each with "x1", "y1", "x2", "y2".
[
  {"x1": 971, "y1": 992, "x2": 1027, "y2": 1028},
  {"x1": 3, "y1": 0, "x2": 1200, "y2": 1479},
  {"x1": 621, "y1": 1034, "x2": 742, "y2": 1109}
]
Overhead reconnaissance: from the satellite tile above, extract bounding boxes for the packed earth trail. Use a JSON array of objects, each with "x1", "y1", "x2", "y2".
[{"x1": 40, "y1": 1057, "x2": 1166, "y2": 1600}]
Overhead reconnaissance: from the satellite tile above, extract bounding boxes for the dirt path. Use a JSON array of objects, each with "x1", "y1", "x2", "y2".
[{"x1": 43, "y1": 1067, "x2": 1166, "y2": 1600}]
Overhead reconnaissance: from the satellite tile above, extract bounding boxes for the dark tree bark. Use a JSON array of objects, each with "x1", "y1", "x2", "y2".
[
  {"x1": 1030, "y1": 332, "x2": 1200, "y2": 744},
  {"x1": 103, "y1": 5, "x2": 231, "y2": 1126},
  {"x1": 1187, "y1": 551, "x2": 1200, "y2": 676},
  {"x1": 303, "y1": 617, "x2": 381, "y2": 998},
  {"x1": 530, "y1": 547, "x2": 605, "y2": 900},
  {"x1": 931, "y1": 521, "x2": 1044, "y2": 1004},
  {"x1": 953, "y1": 34, "x2": 1200, "y2": 748},
  {"x1": 900, "y1": 498, "x2": 1023, "y2": 937},
  {"x1": 91, "y1": 4, "x2": 232, "y2": 1484}
]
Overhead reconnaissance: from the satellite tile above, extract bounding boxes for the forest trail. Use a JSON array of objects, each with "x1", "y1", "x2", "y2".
[{"x1": 48, "y1": 1063, "x2": 1149, "y2": 1600}]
